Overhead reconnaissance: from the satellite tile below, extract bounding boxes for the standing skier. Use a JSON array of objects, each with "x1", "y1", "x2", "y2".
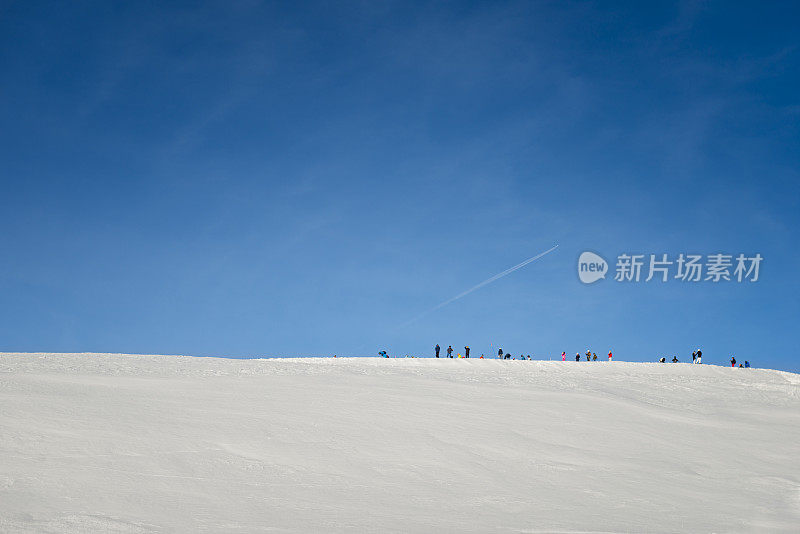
[
  {"x1": 447, "y1": 346, "x2": 453, "y2": 358},
  {"x1": 745, "y1": 361, "x2": 750, "y2": 368},
  {"x1": 575, "y1": 353, "x2": 580, "y2": 362},
  {"x1": 692, "y1": 351, "x2": 697, "y2": 363},
  {"x1": 730, "y1": 356, "x2": 736, "y2": 367},
  {"x1": 561, "y1": 351, "x2": 566, "y2": 361},
  {"x1": 435, "y1": 344, "x2": 440, "y2": 358},
  {"x1": 696, "y1": 350, "x2": 702, "y2": 364},
  {"x1": 465, "y1": 346, "x2": 470, "y2": 358},
  {"x1": 608, "y1": 351, "x2": 612, "y2": 361},
  {"x1": 498, "y1": 348, "x2": 503, "y2": 359}
]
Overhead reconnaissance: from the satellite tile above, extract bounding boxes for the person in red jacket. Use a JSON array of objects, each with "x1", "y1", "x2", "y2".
[{"x1": 608, "y1": 351, "x2": 612, "y2": 361}]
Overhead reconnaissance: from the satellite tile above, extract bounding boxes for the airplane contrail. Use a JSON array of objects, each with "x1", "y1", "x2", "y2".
[{"x1": 398, "y1": 244, "x2": 559, "y2": 328}]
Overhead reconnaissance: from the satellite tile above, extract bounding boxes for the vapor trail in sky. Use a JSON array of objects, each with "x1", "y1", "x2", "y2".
[{"x1": 399, "y1": 244, "x2": 559, "y2": 328}]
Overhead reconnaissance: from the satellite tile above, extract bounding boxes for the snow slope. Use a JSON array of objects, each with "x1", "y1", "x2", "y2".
[{"x1": 1, "y1": 353, "x2": 798, "y2": 533}]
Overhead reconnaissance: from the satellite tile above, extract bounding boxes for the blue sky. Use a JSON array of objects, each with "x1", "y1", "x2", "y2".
[{"x1": 1, "y1": 1, "x2": 798, "y2": 371}]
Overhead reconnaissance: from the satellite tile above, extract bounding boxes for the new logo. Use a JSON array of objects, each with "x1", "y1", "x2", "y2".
[{"x1": 578, "y1": 251, "x2": 608, "y2": 284}]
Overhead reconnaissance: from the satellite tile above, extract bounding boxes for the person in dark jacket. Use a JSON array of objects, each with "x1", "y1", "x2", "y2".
[
  {"x1": 575, "y1": 353, "x2": 580, "y2": 362},
  {"x1": 498, "y1": 348, "x2": 503, "y2": 359},
  {"x1": 672, "y1": 356, "x2": 679, "y2": 363},
  {"x1": 447, "y1": 346, "x2": 453, "y2": 358},
  {"x1": 435, "y1": 344, "x2": 440, "y2": 358},
  {"x1": 731, "y1": 356, "x2": 736, "y2": 367},
  {"x1": 465, "y1": 346, "x2": 470, "y2": 358}
]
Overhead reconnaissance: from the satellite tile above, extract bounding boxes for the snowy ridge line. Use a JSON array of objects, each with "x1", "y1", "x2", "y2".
[
  {"x1": 1, "y1": 351, "x2": 797, "y2": 377},
  {"x1": 1, "y1": 352, "x2": 798, "y2": 532}
]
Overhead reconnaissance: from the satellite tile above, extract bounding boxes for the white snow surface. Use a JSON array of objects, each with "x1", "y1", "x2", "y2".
[{"x1": 1, "y1": 353, "x2": 798, "y2": 533}]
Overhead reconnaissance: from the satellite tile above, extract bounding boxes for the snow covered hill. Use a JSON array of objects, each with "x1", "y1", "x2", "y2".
[{"x1": 1, "y1": 353, "x2": 798, "y2": 533}]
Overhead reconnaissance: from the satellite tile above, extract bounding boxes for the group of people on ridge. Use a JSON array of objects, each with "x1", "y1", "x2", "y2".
[
  {"x1": 655, "y1": 350, "x2": 751, "y2": 368},
  {"x1": 497, "y1": 348, "x2": 535, "y2": 360},
  {"x1": 564, "y1": 350, "x2": 613, "y2": 362},
  {"x1": 381, "y1": 346, "x2": 752, "y2": 367},
  {"x1": 432, "y1": 345, "x2": 613, "y2": 361},
  {"x1": 434, "y1": 345, "x2": 478, "y2": 358},
  {"x1": 660, "y1": 350, "x2": 704, "y2": 363},
  {"x1": 730, "y1": 356, "x2": 750, "y2": 368}
]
